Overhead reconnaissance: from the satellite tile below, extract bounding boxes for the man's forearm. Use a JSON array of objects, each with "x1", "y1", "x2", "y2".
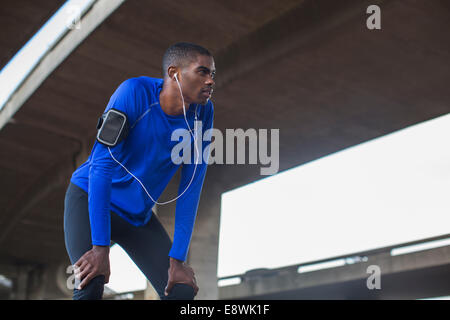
[{"x1": 88, "y1": 163, "x2": 114, "y2": 246}]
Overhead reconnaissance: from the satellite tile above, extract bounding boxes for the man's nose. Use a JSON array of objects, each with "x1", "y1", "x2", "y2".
[{"x1": 205, "y1": 75, "x2": 215, "y2": 86}]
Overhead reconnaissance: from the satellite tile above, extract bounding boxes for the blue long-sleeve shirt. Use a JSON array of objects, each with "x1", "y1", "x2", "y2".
[{"x1": 70, "y1": 76, "x2": 214, "y2": 261}]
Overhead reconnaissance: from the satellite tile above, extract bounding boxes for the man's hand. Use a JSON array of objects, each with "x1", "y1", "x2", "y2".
[
  {"x1": 165, "y1": 257, "x2": 199, "y2": 296},
  {"x1": 74, "y1": 245, "x2": 110, "y2": 290}
]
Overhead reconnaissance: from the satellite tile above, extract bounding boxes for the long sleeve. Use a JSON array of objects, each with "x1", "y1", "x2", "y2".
[
  {"x1": 169, "y1": 104, "x2": 214, "y2": 261},
  {"x1": 88, "y1": 78, "x2": 146, "y2": 246}
]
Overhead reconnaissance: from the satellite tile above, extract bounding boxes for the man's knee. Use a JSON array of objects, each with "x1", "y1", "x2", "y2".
[
  {"x1": 73, "y1": 275, "x2": 105, "y2": 300},
  {"x1": 161, "y1": 283, "x2": 195, "y2": 300}
]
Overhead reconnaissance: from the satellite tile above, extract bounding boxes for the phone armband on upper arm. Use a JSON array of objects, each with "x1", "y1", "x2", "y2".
[{"x1": 96, "y1": 108, "x2": 129, "y2": 147}]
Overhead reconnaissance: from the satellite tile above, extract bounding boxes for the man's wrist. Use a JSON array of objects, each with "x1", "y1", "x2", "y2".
[
  {"x1": 170, "y1": 257, "x2": 184, "y2": 265},
  {"x1": 93, "y1": 245, "x2": 110, "y2": 253}
]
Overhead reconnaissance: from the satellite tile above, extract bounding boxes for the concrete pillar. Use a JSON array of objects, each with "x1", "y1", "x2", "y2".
[
  {"x1": 12, "y1": 266, "x2": 30, "y2": 300},
  {"x1": 155, "y1": 167, "x2": 223, "y2": 300},
  {"x1": 10, "y1": 264, "x2": 47, "y2": 300},
  {"x1": 54, "y1": 260, "x2": 76, "y2": 299},
  {"x1": 26, "y1": 265, "x2": 46, "y2": 300},
  {"x1": 154, "y1": 169, "x2": 179, "y2": 241},
  {"x1": 187, "y1": 173, "x2": 223, "y2": 300}
]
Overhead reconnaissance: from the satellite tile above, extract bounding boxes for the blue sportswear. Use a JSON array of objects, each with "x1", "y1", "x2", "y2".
[{"x1": 70, "y1": 76, "x2": 214, "y2": 261}]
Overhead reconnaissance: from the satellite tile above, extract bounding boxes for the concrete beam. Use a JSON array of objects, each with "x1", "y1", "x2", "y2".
[
  {"x1": 219, "y1": 245, "x2": 450, "y2": 299},
  {"x1": 0, "y1": 0, "x2": 126, "y2": 131}
]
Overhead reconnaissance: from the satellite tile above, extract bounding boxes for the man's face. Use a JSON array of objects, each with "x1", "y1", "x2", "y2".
[{"x1": 180, "y1": 54, "x2": 216, "y2": 105}]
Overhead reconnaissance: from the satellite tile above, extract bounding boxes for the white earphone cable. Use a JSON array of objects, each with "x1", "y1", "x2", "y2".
[{"x1": 107, "y1": 74, "x2": 200, "y2": 205}]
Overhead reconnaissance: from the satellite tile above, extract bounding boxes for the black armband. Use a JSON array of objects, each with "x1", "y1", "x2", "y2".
[{"x1": 96, "y1": 108, "x2": 129, "y2": 147}]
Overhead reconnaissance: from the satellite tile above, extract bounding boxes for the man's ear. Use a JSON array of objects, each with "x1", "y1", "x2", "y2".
[{"x1": 168, "y1": 66, "x2": 178, "y2": 81}]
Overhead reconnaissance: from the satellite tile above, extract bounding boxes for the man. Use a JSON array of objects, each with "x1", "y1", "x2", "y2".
[{"x1": 63, "y1": 42, "x2": 215, "y2": 300}]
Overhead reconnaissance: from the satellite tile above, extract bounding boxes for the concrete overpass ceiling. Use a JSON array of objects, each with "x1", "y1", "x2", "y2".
[
  {"x1": 210, "y1": 0, "x2": 450, "y2": 190},
  {"x1": 0, "y1": 0, "x2": 449, "y2": 269},
  {"x1": 0, "y1": 0, "x2": 306, "y2": 265}
]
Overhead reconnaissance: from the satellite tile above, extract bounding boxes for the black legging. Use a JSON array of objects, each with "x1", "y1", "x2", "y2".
[{"x1": 63, "y1": 182, "x2": 195, "y2": 300}]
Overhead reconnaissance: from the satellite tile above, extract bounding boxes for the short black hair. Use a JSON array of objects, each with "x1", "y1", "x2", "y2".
[{"x1": 162, "y1": 42, "x2": 212, "y2": 78}]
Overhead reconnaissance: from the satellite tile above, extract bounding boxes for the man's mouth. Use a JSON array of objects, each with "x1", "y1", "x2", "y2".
[{"x1": 201, "y1": 88, "x2": 213, "y2": 97}]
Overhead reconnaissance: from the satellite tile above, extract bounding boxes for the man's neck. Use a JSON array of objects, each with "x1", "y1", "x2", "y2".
[{"x1": 159, "y1": 84, "x2": 188, "y2": 116}]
